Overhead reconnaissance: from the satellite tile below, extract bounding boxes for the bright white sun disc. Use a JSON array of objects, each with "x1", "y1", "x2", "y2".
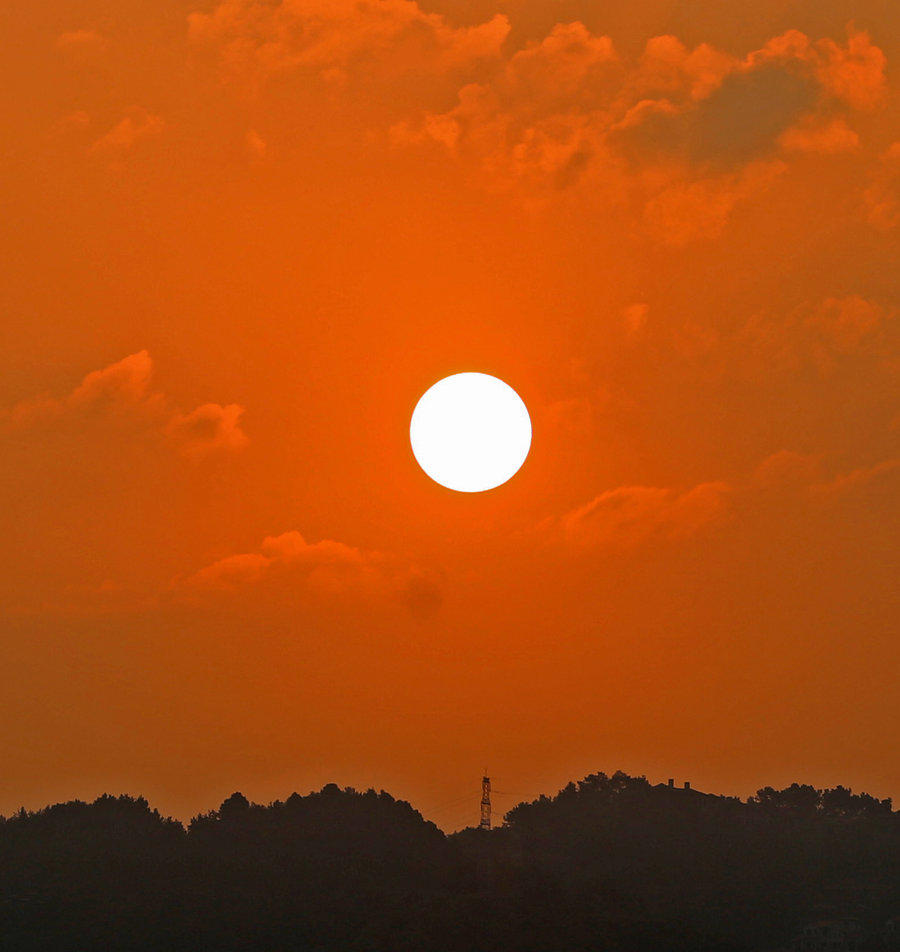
[{"x1": 410, "y1": 373, "x2": 532, "y2": 492}]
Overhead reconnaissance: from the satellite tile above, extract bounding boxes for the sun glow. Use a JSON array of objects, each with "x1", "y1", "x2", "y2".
[{"x1": 410, "y1": 373, "x2": 532, "y2": 493}]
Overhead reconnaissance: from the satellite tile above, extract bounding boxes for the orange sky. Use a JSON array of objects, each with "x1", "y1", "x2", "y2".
[{"x1": 2, "y1": 0, "x2": 900, "y2": 830}]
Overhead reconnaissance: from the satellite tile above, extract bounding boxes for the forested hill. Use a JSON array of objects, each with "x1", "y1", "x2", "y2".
[{"x1": 2, "y1": 773, "x2": 900, "y2": 951}]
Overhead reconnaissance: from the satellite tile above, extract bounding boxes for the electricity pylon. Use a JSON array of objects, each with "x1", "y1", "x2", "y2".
[{"x1": 480, "y1": 773, "x2": 491, "y2": 830}]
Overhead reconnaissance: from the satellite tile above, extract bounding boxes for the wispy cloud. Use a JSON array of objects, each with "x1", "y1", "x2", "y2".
[
  {"x1": 89, "y1": 109, "x2": 165, "y2": 163},
  {"x1": 560, "y1": 481, "x2": 731, "y2": 548},
  {"x1": 185, "y1": 530, "x2": 442, "y2": 615},
  {"x1": 865, "y1": 142, "x2": 900, "y2": 230},
  {"x1": 2, "y1": 351, "x2": 248, "y2": 461}
]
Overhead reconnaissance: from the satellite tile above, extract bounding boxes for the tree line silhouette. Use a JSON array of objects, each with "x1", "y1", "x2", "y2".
[{"x1": 2, "y1": 772, "x2": 899, "y2": 951}]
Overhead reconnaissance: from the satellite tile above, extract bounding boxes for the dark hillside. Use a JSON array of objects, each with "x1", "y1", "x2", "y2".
[{"x1": 2, "y1": 774, "x2": 899, "y2": 951}]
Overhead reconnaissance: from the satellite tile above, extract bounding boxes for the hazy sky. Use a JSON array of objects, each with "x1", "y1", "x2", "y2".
[{"x1": 2, "y1": 0, "x2": 900, "y2": 829}]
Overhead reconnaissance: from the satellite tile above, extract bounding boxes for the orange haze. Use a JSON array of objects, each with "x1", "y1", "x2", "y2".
[{"x1": 2, "y1": 0, "x2": 900, "y2": 829}]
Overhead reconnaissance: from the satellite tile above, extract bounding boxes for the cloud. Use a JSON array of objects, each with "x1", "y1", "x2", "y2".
[
  {"x1": 635, "y1": 34, "x2": 733, "y2": 102},
  {"x1": 810, "y1": 459, "x2": 900, "y2": 500},
  {"x1": 554, "y1": 446, "x2": 899, "y2": 552},
  {"x1": 71, "y1": 349, "x2": 156, "y2": 407},
  {"x1": 779, "y1": 118, "x2": 859, "y2": 154},
  {"x1": 752, "y1": 450, "x2": 900, "y2": 504},
  {"x1": 743, "y1": 28, "x2": 886, "y2": 110},
  {"x1": 806, "y1": 295, "x2": 888, "y2": 353},
  {"x1": 540, "y1": 397, "x2": 594, "y2": 438},
  {"x1": 186, "y1": 530, "x2": 441, "y2": 612},
  {"x1": 188, "y1": 0, "x2": 509, "y2": 89},
  {"x1": 804, "y1": 28, "x2": 887, "y2": 111},
  {"x1": 620, "y1": 27, "x2": 882, "y2": 165},
  {"x1": 89, "y1": 109, "x2": 165, "y2": 160},
  {"x1": 641, "y1": 160, "x2": 787, "y2": 246},
  {"x1": 56, "y1": 29, "x2": 107, "y2": 54},
  {"x1": 616, "y1": 66, "x2": 816, "y2": 166},
  {"x1": 561, "y1": 481, "x2": 730, "y2": 548},
  {"x1": 495, "y1": 21, "x2": 622, "y2": 111},
  {"x1": 865, "y1": 142, "x2": 900, "y2": 231},
  {"x1": 246, "y1": 129, "x2": 267, "y2": 162},
  {"x1": 166, "y1": 403, "x2": 249, "y2": 459},
  {"x1": 753, "y1": 450, "x2": 822, "y2": 490},
  {"x1": 622, "y1": 303, "x2": 649, "y2": 336},
  {"x1": 3, "y1": 351, "x2": 160, "y2": 430},
  {"x1": 394, "y1": 24, "x2": 884, "y2": 239},
  {"x1": 738, "y1": 295, "x2": 894, "y2": 374},
  {"x1": 2, "y1": 351, "x2": 247, "y2": 460},
  {"x1": 188, "y1": 551, "x2": 271, "y2": 589}
]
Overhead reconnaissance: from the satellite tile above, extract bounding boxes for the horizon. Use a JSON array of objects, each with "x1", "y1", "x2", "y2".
[{"x1": 3, "y1": 769, "x2": 893, "y2": 834}]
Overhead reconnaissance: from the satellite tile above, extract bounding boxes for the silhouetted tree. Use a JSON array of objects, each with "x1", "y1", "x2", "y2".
[
  {"x1": 750, "y1": 782, "x2": 822, "y2": 817},
  {"x1": 2, "y1": 775, "x2": 899, "y2": 951}
]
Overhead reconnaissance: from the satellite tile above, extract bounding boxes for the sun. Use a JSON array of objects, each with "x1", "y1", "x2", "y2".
[{"x1": 410, "y1": 373, "x2": 532, "y2": 493}]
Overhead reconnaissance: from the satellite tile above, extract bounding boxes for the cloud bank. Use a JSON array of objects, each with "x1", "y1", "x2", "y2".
[
  {"x1": 391, "y1": 24, "x2": 885, "y2": 240},
  {"x1": 2, "y1": 351, "x2": 248, "y2": 460},
  {"x1": 189, "y1": 0, "x2": 510, "y2": 88},
  {"x1": 186, "y1": 530, "x2": 442, "y2": 614}
]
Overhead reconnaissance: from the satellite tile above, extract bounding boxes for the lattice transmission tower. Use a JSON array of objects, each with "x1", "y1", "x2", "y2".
[{"x1": 480, "y1": 773, "x2": 491, "y2": 830}]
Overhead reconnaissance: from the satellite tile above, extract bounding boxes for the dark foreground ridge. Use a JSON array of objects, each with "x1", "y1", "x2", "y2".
[{"x1": 2, "y1": 772, "x2": 900, "y2": 951}]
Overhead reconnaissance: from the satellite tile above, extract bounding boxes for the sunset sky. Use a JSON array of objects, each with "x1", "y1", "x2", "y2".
[{"x1": 2, "y1": 0, "x2": 900, "y2": 830}]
